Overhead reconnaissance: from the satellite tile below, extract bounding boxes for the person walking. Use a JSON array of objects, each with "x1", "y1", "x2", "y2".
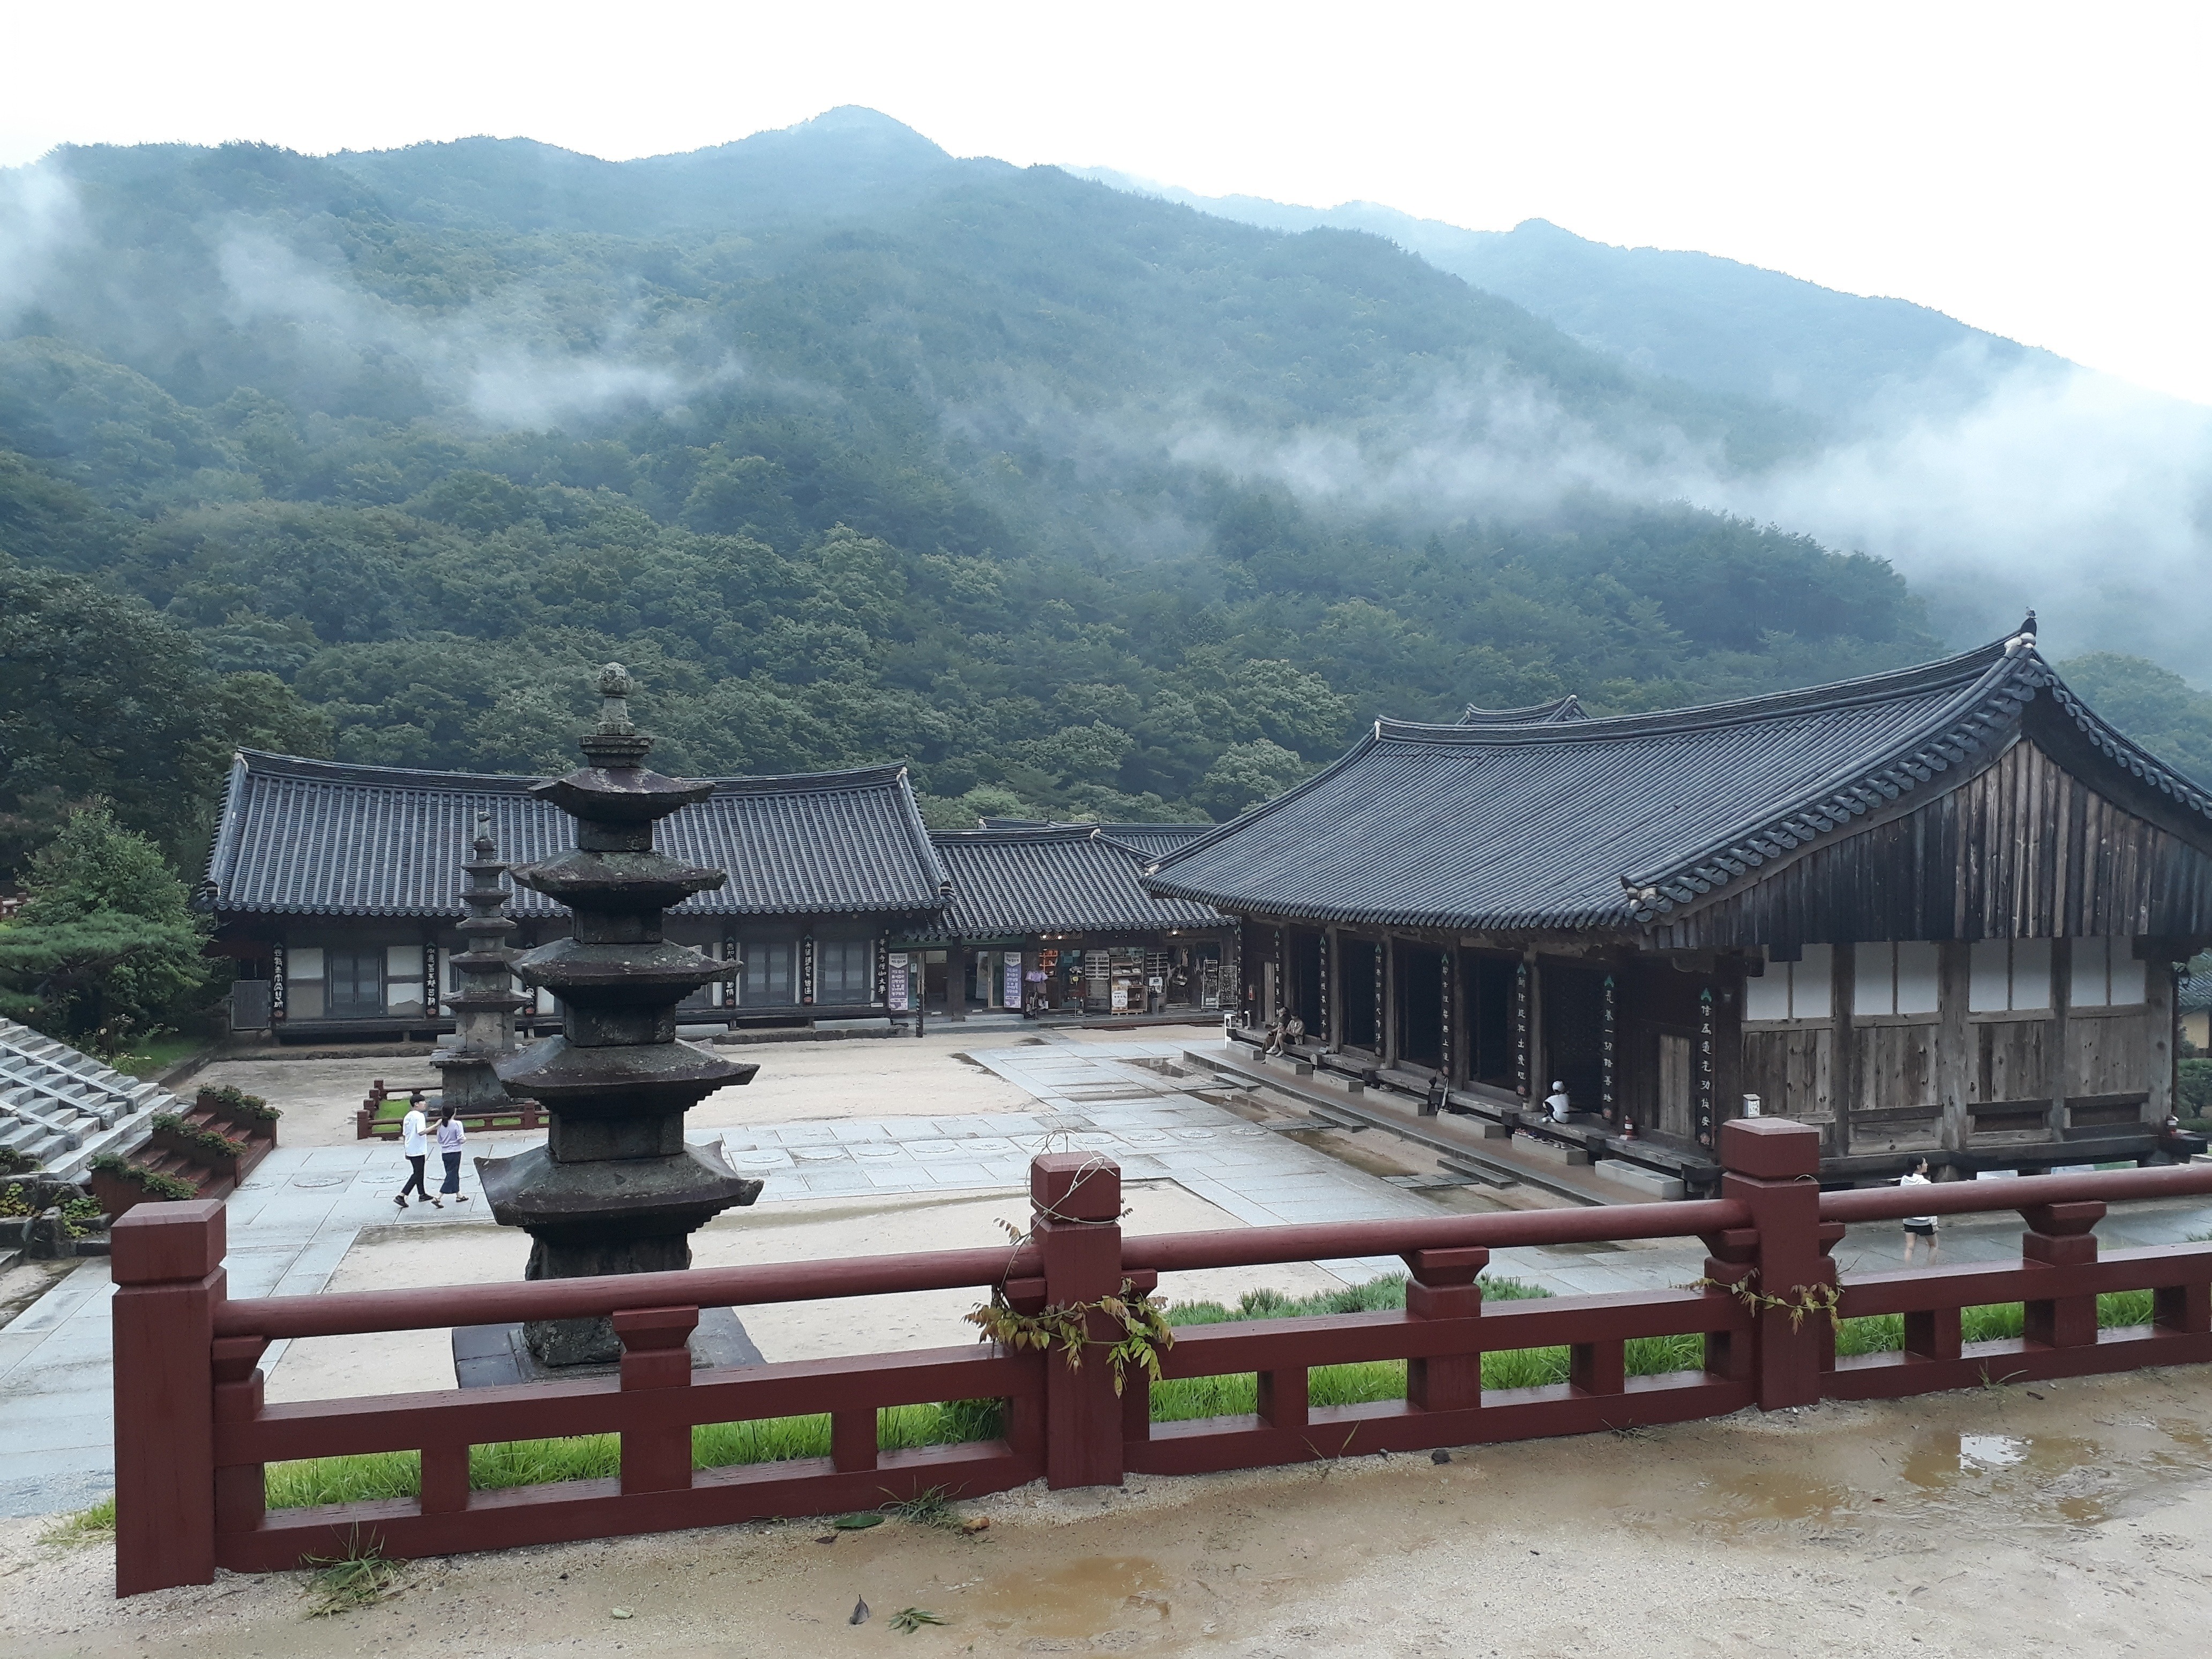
[
  {"x1": 394, "y1": 1097, "x2": 431, "y2": 1209},
  {"x1": 1900, "y1": 1156, "x2": 1939, "y2": 1264},
  {"x1": 435, "y1": 1104, "x2": 469, "y2": 1207}
]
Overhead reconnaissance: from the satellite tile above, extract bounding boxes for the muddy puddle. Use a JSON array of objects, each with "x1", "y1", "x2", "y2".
[{"x1": 959, "y1": 1555, "x2": 1175, "y2": 1639}]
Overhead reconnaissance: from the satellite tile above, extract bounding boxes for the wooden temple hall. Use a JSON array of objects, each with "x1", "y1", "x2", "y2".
[
  {"x1": 1142, "y1": 625, "x2": 2212, "y2": 1188},
  {"x1": 198, "y1": 752, "x2": 1227, "y2": 1039}
]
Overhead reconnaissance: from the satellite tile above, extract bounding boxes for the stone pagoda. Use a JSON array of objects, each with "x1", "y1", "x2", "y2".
[
  {"x1": 479, "y1": 665, "x2": 761, "y2": 1368},
  {"x1": 430, "y1": 812, "x2": 529, "y2": 1115}
]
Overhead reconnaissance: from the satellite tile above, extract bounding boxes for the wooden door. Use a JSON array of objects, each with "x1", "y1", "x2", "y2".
[{"x1": 1657, "y1": 1033, "x2": 1694, "y2": 1139}]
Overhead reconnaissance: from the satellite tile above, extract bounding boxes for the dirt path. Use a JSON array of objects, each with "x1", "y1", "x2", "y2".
[{"x1": 9, "y1": 1369, "x2": 2209, "y2": 1657}]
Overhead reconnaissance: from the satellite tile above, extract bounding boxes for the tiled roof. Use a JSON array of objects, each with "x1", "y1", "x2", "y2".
[
  {"x1": 1144, "y1": 633, "x2": 2212, "y2": 933},
  {"x1": 976, "y1": 819, "x2": 1216, "y2": 859},
  {"x1": 924, "y1": 827, "x2": 1228, "y2": 939},
  {"x1": 204, "y1": 752, "x2": 951, "y2": 919},
  {"x1": 1460, "y1": 696, "x2": 1587, "y2": 725}
]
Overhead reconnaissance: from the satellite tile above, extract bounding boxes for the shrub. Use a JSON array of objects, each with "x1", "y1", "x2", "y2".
[
  {"x1": 205, "y1": 1083, "x2": 281, "y2": 1121},
  {"x1": 89, "y1": 1153, "x2": 200, "y2": 1200},
  {"x1": 150, "y1": 1112, "x2": 250, "y2": 1161}
]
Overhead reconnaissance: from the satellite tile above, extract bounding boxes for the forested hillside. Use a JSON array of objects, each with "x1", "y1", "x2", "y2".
[{"x1": 0, "y1": 109, "x2": 2007, "y2": 878}]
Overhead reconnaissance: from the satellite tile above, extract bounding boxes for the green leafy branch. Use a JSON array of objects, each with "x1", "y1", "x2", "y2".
[
  {"x1": 966, "y1": 1280, "x2": 1176, "y2": 1394},
  {"x1": 1689, "y1": 1268, "x2": 1844, "y2": 1334}
]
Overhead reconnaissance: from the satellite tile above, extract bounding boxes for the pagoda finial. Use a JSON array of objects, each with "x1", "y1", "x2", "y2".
[{"x1": 578, "y1": 662, "x2": 653, "y2": 769}]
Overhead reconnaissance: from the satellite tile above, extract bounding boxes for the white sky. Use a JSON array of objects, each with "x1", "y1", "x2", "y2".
[{"x1": 6, "y1": 1, "x2": 2209, "y2": 404}]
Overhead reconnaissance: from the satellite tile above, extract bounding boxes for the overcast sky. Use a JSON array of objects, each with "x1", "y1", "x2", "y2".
[{"x1": 8, "y1": 2, "x2": 2207, "y2": 405}]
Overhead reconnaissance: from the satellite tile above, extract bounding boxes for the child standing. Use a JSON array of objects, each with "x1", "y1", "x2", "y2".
[
  {"x1": 435, "y1": 1104, "x2": 468, "y2": 1206},
  {"x1": 1900, "y1": 1156, "x2": 1939, "y2": 1264}
]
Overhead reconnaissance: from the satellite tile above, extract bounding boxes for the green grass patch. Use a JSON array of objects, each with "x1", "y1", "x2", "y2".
[
  {"x1": 1832, "y1": 1290, "x2": 2157, "y2": 1356},
  {"x1": 266, "y1": 1402, "x2": 1008, "y2": 1510},
  {"x1": 108, "y1": 1035, "x2": 203, "y2": 1080},
  {"x1": 37, "y1": 1495, "x2": 116, "y2": 1546}
]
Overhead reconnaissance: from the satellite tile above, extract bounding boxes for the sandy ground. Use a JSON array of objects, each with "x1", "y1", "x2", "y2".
[
  {"x1": 265, "y1": 1180, "x2": 1350, "y2": 1403},
  {"x1": 198, "y1": 1031, "x2": 1052, "y2": 1148},
  {"x1": 10, "y1": 1368, "x2": 2212, "y2": 1658}
]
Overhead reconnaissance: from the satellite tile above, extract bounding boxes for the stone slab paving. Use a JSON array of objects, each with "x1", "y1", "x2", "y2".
[{"x1": 7, "y1": 1025, "x2": 2212, "y2": 1516}]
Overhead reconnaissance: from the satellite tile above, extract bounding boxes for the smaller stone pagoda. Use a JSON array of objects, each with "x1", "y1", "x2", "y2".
[
  {"x1": 481, "y1": 666, "x2": 762, "y2": 1367},
  {"x1": 431, "y1": 812, "x2": 529, "y2": 1115}
]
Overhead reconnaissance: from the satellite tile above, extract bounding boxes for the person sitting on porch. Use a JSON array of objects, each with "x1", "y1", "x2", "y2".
[{"x1": 1545, "y1": 1080, "x2": 1572, "y2": 1123}]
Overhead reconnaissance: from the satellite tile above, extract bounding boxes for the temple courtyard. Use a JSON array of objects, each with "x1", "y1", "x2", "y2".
[{"x1": 9, "y1": 1027, "x2": 2212, "y2": 1519}]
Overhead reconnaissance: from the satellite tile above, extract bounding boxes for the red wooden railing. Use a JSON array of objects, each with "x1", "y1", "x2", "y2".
[{"x1": 109, "y1": 1122, "x2": 2212, "y2": 1597}]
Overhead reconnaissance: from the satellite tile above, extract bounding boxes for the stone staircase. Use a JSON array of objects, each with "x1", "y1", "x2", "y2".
[{"x1": 0, "y1": 1017, "x2": 171, "y2": 1179}]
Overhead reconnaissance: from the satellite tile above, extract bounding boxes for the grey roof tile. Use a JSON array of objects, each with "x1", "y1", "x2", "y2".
[
  {"x1": 925, "y1": 827, "x2": 1227, "y2": 939},
  {"x1": 204, "y1": 752, "x2": 950, "y2": 919},
  {"x1": 1145, "y1": 636, "x2": 2212, "y2": 932}
]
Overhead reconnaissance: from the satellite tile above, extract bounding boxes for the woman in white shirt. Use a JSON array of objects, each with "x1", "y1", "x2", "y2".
[{"x1": 1900, "y1": 1156, "x2": 1938, "y2": 1264}]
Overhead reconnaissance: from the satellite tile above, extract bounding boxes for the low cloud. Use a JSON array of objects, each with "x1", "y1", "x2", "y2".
[{"x1": 214, "y1": 224, "x2": 727, "y2": 427}]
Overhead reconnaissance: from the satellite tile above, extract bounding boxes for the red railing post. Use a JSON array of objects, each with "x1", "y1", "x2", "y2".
[
  {"x1": 1032, "y1": 1152, "x2": 1125, "y2": 1490},
  {"x1": 211, "y1": 1334, "x2": 269, "y2": 1537},
  {"x1": 1719, "y1": 1118, "x2": 1826, "y2": 1410},
  {"x1": 2020, "y1": 1201, "x2": 2103, "y2": 1350},
  {"x1": 1404, "y1": 1246, "x2": 1486, "y2": 1410},
  {"x1": 111, "y1": 1198, "x2": 227, "y2": 1596},
  {"x1": 615, "y1": 1306, "x2": 698, "y2": 1494}
]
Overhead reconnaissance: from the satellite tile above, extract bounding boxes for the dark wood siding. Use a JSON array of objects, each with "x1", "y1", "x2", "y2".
[{"x1": 1656, "y1": 739, "x2": 2212, "y2": 948}]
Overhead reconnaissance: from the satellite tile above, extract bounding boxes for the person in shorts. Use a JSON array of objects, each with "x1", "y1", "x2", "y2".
[{"x1": 1900, "y1": 1156, "x2": 1939, "y2": 1264}]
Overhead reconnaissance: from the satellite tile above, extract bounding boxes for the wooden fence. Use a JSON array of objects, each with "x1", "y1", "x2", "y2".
[{"x1": 110, "y1": 1120, "x2": 2212, "y2": 1596}]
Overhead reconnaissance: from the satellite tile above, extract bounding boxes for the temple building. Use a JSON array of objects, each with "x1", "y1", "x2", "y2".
[
  {"x1": 902, "y1": 825, "x2": 1231, "y2": 1018},
  {"x1": 1141, "y1": 627, "x2": 2212, "y2": 1186},
  {"x1": 201, "y1": 752, "x2": 950, "y2": 1039}
]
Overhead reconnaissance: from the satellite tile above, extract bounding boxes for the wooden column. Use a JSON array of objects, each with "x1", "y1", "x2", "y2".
[
  {"x1": 2049, "y1": 937, "x2": 2073, "y2": 1138},
  {"x1": 1935, "y1": 941, "x2": 1974, "y2": 1153},
  {"x1": 1829, "y1": 945, "x2": 1857, "y2": 1159},
  {"x1": 1524, "y1": 950, "x2": 1544, "y2": 1101},
  {"x1": 1381, "y1": 936, "x2": 1398, "y2": 1066},
  {"x1": 951, "y1": 939, "x2": 970, "y2": 1022},
  {"x1": 1712, "y1": 962, "x2": 1744, "y2": 1130},
  {"x1": 1448, "y1": 948, "x2": 1468, "y2": 1086},
  {"x1": 2145, "y1": 950, "x2": 2176, "y2": 1125}
]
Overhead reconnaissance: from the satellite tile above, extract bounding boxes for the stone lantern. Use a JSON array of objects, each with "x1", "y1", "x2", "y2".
[
  {"x1": 477, "y1": 665, "x2": 761, "y2": 1369},
  {"x1": 430, "y1": 812, "x2": 529, "y2": 1116}
]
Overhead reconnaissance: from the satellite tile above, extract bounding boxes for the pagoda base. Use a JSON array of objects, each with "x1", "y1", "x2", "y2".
[{"x1": 452, "y1": 1307, "x2": 764, "y2": 1388}]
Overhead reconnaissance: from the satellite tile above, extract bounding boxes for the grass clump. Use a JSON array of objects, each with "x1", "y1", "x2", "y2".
[
  {"x1": 38, "y1": 1496, "x2": 115, "y2": 1546},
  {"x1": 302, "y1": 1529, "x2": 404, "y2": 1617},
  {"x1": 881, "y1": 1485, "x2": 964, "y2": 1530}
]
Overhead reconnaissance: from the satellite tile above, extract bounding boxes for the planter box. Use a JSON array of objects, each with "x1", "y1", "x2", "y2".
[{"x1": 196, "y1": 1092, "x2": 281, "y2": 1148}]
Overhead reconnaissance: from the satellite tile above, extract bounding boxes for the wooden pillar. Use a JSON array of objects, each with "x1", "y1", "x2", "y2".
[
  {"x1": 112, "y1": 1199, "x2": 227, "y2": 1596},
  {"x1": 951, "y1": 939, "x2": 970, "y2": 1022},
  {"x1": 1935, "y1": 941, "x2": 1973, "y2": 1153},
  {"x1": 1523, "y1": 950, "x2": 1544, "y2": 1102},
  {"x1": 1032, "y1": 1153, "x2": 1125, "y2": 1490},
  {"x1": 2145, "y1": 950, "x2": 2176, "y2": 1125},
  {"x1": 1829, "y1": 944, "x2": 1857, "y2": 1159},
  {"x1": 1447, "y1": 948, "x2": 1466, "y2": 1086},
  {"x1": 2049, "y1": 937, "x2": 2073, "y2": 1138},
  {"x1": 1712, "y1": 962, "x2": 1745, "y2": 1132},
  {"x1": 1381, "y1": 935, "x2": 1399, "y2": 1066},
  {"x1": 1319, "y1": 929, "x2": 1334, "y2": 1050}
]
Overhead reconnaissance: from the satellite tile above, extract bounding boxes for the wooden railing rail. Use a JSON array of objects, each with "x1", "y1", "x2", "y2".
[
  {"x1": 1820, "y1": 1163, "x2": 2212, "y2": 1223},
  {"x1": 111, "y1": 1121, "x2": 2212, "y2": 1598}
]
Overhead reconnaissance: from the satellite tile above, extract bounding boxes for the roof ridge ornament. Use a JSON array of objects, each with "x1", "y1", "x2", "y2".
[{"x1": 2003, "y1": 609, "x2": 2039, "y2": 654}]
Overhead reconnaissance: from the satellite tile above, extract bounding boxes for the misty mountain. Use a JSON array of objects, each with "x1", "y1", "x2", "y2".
[
  {"x1": 0, "y1": 107, "x2": 2202, "y2": 864},
  {"x1": 1070, "y1": 173, "x2": 2058, "y2": 423},
  {"x1": 1078, "y1": 166, "x2": 2212, "y2": 668}
]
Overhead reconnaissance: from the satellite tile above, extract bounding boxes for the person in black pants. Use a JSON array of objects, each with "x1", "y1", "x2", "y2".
[
  {"x1": 394, "y1": 1100, "x2": 431, "y2": 1208},
  {"x1": 435, "y1": 1104, "x2": 469, "y2": 1205}
]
